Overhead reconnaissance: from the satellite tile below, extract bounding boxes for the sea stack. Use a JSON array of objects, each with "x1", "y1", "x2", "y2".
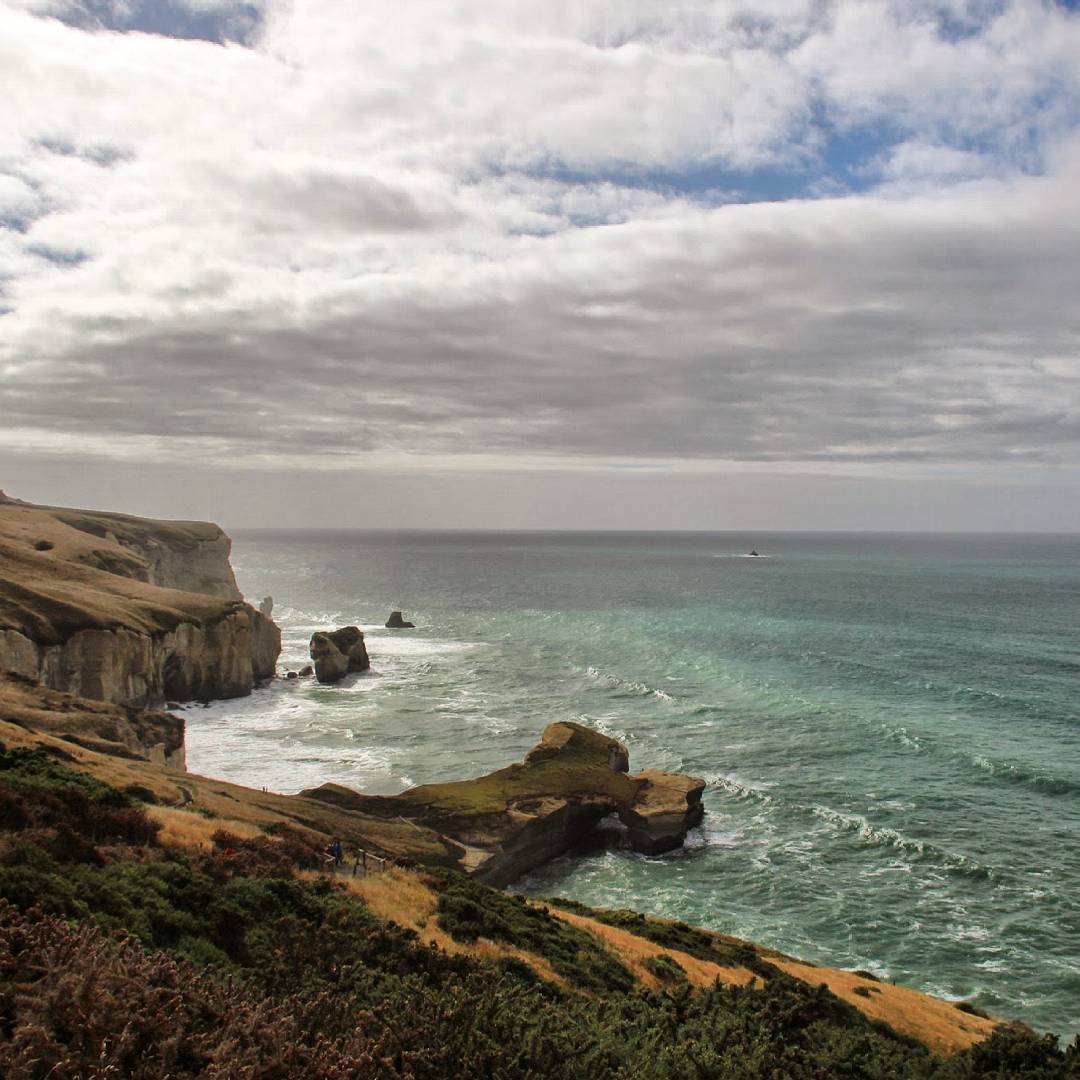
[
  {"x1": 385, "y1": 610, "x2": 415, "y2": 629},
  {"x1": 309, "y1": 626, "x2": 370, "y2": 683}
]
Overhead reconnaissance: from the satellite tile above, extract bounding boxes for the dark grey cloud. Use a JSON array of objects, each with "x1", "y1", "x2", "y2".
[{"x1": 4, "y1": 169, "x2": 1078, "y2": 473}]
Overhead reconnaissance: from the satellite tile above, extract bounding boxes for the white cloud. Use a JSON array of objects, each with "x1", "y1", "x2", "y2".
[{"x1": 0, "y1": 0, "x2": 1078, "y2": 488}]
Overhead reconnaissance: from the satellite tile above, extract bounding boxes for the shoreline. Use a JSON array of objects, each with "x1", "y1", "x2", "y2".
[{"x1": 0, "y1": 494, "x2": 1067, "y2": 1045}]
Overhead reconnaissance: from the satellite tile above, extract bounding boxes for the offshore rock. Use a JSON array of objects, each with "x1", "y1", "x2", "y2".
[
  {"x1": 309, "y1": 626, "x2": 370, "y2": 684},
  {"x1": 385, "y1": 610, "x2": 415, "y2": 629},
  {"x1": 618, "y1": 769, "x2": 706, "y2": 855}
]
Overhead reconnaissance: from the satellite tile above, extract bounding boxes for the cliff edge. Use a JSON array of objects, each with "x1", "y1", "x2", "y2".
[{"x1": 0, "y1": 493, "x2": 280, "y2": 706}]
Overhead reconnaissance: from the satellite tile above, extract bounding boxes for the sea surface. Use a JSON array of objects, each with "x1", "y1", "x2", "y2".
[{"x1": 184, "y1": 530, "x2": 1080, "y2": 1038}]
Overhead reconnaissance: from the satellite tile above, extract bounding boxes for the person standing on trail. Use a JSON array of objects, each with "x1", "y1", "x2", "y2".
[{"x1": 330, "y1": 838, "x2": 343, "y2": 866}]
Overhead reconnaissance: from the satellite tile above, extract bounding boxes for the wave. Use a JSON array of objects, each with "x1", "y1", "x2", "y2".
[
  {"x1": 871, "y1": 721, "x2": 1079, "y2": 800},
  {"x1": 705, "y1": 771, "x2": 994, "y2": 878},
  {"x1": 704, "y1": 773, "x2": 777, "y2": 806},
  {"x1": 967, "y1": 754, "x2": 1080, "y2": 797},
  {"x1": 584, "y1": 666, "x2": 676, "y2": 702},
  {"x1": 808, "y1": 806, "x2": 993, "y2": 878}
]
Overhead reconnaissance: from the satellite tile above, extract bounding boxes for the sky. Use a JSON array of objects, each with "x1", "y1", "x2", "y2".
[{"x1": 1, "y1": 0, "x2": 1079, "y2": 531}]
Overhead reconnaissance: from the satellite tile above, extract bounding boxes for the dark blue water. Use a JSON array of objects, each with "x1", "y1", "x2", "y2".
[{"x1": 185, "y1": 530, "x2": 1080, "y2": 1037}]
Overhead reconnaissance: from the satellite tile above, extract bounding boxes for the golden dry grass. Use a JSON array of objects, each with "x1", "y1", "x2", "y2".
[
  {"x1": 552, "y1": 903, "x2": 998, "y2": 1056},
  {"x1": 549, "y1": 907, "x2": 756, "y2": 992},
  {"x1": 773, "y1": 958, "x2": 997, "y2": 1056},
  {"x1": 340, "y1": 867, "x2": 563, "y2": 984},
  {"x1": 0, "y1": 499, "x2": 236, "y2": 642},
  {"x1": 147, "y1": 805, "x2": 265, "y2": 849}
]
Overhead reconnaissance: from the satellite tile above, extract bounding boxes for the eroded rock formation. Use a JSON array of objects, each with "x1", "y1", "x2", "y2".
[
  {"x1": 619, "y1": 768, "x2": 706, "y2": 854},
  {"x1": 303, "y1": 721, "x2": 706, "y2": 886},
  {"x1": 309, "y1": 626, "x2": 370, "y2": 684},
  {"x1": 385, "y1": 610, "x2": 415, "y2": 629}
]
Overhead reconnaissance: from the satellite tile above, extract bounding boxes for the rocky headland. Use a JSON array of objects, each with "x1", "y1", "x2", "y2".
[
  {"x1": 0, "y1": 492, "x2": 280, "y2": 706},
  {"x1": 303, "y1": 720, "x2": 706, "y2": 886}
]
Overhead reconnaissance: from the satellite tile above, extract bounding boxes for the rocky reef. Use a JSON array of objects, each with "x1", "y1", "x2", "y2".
[
  {"x1": 309, "y1": 626, "x2": 370, "y2": 683},
  {"x1": 304, "y1": 721, "x2": 705, "y2": 886},
  {"x1": 0, "y1": 494, "x2": 280, "y2": 707}
]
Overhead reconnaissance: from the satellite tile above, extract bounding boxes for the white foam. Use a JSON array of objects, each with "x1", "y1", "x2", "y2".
[{"x1": 585, "y1": 666, "x2": 676, "y2": 702}]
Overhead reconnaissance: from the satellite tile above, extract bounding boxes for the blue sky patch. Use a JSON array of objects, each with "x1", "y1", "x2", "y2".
[{"x1": 52, "y1": 0, "x2": 262, "y2": 46}]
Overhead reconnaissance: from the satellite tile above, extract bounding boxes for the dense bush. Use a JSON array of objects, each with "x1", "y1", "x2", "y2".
[
  {"x1": 0, "y1": 743, "x2": 1077, "y2": 1078},
  {"x1": 433, "y1": 870, "x2": 636, "y2": 994},
  {"x1": 642, "y1": 953, "x2": 688, "y2": 985}
]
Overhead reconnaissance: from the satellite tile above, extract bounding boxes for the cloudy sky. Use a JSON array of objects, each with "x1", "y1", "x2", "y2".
[{"x1": 2, "y1": 0, "x2": 1079, "y2": 530}]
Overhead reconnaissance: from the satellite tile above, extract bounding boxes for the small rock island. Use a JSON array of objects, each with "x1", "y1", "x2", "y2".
[{"x1": 309, "y1": 626, "x2": 370, "y2": 683}]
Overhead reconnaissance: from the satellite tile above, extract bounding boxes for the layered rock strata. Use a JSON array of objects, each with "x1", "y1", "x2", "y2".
[
  {"x1": 309, "y1": 626, "x2": 370, "y2": 683},
  {"x1": 303, "y1": 721, "x2": 706, "y2": 886},
  {"x1": 619, "y1": 768, "x2": 706, "y2": 854},
  {"x1": 0, "y1": 495, "x2": 280, "y2": 706}
]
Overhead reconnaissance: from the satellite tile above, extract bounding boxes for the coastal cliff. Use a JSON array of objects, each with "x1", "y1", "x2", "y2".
[{"x1": 0, "y1": 493, "x2": 279, "y2": 706}]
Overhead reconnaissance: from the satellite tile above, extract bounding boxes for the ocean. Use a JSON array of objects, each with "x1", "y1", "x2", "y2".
[{"x1": 183, "y1": 530, "x2": 1080, "y2": 1038}]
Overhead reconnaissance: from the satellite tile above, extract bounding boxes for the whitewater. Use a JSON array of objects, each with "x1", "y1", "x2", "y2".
[{"x1": 183, "y1": 529, "x2": 1080, "y2": 1038}]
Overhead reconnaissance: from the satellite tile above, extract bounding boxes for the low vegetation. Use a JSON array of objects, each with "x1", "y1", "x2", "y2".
[
  {"x1": 433, "y1": 869, "x2": 636, "y2": 993},
  {"x1": 549, "y1": 897, "x2": 780, "y2": 978},
  {"x1": 0, "y1": 742, "x2": 1077, "y2": 1078}
]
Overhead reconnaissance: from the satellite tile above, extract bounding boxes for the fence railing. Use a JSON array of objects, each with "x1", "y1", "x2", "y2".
[
  {"x1": 322, "y1": 847, "x2": 390, "y2": 877},
  {"x1": 351, "y1": 848, "x2": 388, "y2": 877}
]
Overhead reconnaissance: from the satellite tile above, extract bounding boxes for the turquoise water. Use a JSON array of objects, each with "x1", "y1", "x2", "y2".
[{"x1": 184, "y1": 530, "x2": 1080, "y2": 1038}]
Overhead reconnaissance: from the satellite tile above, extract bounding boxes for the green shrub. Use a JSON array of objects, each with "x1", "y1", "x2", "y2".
[
  {"x1": 434, "y1": 870, "x2": 636, "y2": 994},
  {"x1": 549, "y1": 899, "x2": 779, "y2": 978},
  {"x1": 642, "y1": 953, "x2": 687, "y2": 985}
]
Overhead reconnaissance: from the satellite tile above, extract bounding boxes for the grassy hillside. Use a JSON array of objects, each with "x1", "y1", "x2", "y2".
[
  {"x1": 0, "y1": 496, "x2": 238, "y2": 643},
  {"x1": 0, "y1": 688, "x2": 1077, "y2": 1076}
]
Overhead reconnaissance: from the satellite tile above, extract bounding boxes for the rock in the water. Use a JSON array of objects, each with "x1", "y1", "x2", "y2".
[
  {"x1": 619, "y1": 769, "x2": 706, "y2": 855},
  {"x1": 286, "y1": 670, "x2": 298, "y2": 680},
  {"x1": 309, "y1": 626, "x2": 370, "y2": 684},
  {"x1": 298, "y1": 665, "x2": 314, "y2": 678},
  {"x1": 259, "y1": 595, "x2": 273, "y2": 618},
  {"x1": 385, "y1": 610, "x2": 415, "y2": 629}
]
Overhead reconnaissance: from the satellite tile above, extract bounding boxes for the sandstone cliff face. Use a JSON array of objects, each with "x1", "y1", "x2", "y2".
[
  {"x1": 0, "y1": 609, "x2": 279, "y2": 707},
  {"x1": 125, "y1": 531, "x2": 241, "y2": 600},
  {"x1": 0, "y1": 497, "x2": 279, "y2": 707}
]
